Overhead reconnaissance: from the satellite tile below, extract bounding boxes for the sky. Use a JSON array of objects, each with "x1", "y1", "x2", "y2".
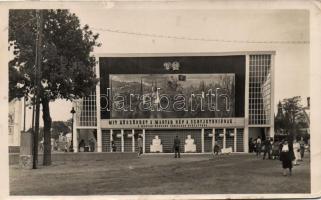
[{"x1": 24, "y1": 8, "x2": 310, "y2": 129}]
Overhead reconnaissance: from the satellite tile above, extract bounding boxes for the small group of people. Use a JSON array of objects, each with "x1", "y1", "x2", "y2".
[
  {"x1": 39, "y1": 139, "x2": 67, "y2": 152},
  {"x1": 250, "y1": 136, "x2": 307, "y2": 176},
  {"x1": 249, "y1": 137, "x2": 280, "y2": 160},
  {"x1": 249, "y1": 137, "x2": 268, "y2": 159},
  {"x1": 78, "y1": 138, "x2": 96, "y2": 152},
  {"x1": 134, "y1": 134, "x2": 307, "y2": 177},
  {"x1": 278, "y1": 137, "x2": 306, "y2": 176}
]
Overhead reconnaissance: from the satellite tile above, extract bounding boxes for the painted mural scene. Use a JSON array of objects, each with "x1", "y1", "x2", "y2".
[
  {"x1": 8, "y1": 7, "x2": 310, "y2": 195},
  {"x1": 109, "y1": 73, "x2": 235, "y2": 118}
]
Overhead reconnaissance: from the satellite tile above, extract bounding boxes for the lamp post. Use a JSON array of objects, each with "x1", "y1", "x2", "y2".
[{"x1": 69, "y1": 107, "x2": 76, "y2": 152}]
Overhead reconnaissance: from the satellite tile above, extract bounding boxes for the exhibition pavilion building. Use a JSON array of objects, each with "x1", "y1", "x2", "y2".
[{"x1": 72, "y1": 52, "x2": 275, "y2": 154}]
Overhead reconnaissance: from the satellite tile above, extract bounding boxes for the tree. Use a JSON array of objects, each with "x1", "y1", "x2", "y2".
[
  {"x1": 39, "y1": 120, "x2": 70, "y2": 142},
  {"x1": 282, "y1": 97, "x2": 302, "y2": 129},
  {"x1": 9, "y1": 9, "x2": 100, "y2": 165},
  {"x1": 275, "y1": 96, "x2": 308, "y2": 140},
  {"x1": 51, "y1": 121, "x2": 71, "y2": 139},
  {"x1": 274, "y1": 101, "x2": 285, "y2": 133}
]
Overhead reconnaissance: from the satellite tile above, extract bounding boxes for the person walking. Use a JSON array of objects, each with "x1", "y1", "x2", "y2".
[
  {"x1": 263, "y1": 138, "x2": 272, "y2": 160},
  {"x1": 137, "y1": 135, "x2": 143, "y2": 158},
  {"x1": 39, "y1": 138, "x2": 44, "y2": 152},
  {"x1": 212, "y1": 141, "x2": 221, "y2": 158},
  {"x1": 173, "y1": 135, "x2": 181, "y2": 158},
  {"x1": 256, "y1": 137, "x2": 262, "y2": 158},
  {"x1": 111, "y1": 140, "x2": 117, "y2": 152},
  {"x1": 253, "y1": 139, "x2": 257, "y2": 154},
  {"x1": 299, "y1": 137, "x2": 305, "y2": 160},
  {"x1": 280, "y1": 139, "x2": 293, "y2": 176},
  {"x1": 249, "y1": 138, "x2": 254, "y2": 153},
  {"x1": 89, "y1": 138, "x2": 96, "y2": 152},
  {"x1": 271, "y1": 139, "x2": 280, "y2": 160},
  {"x1": 293, "y1": 138, "x2": 301, "y2": 165}
]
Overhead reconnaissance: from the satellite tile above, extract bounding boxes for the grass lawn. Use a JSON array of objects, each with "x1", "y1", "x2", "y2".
[{"x1": 9, "y1": 153, "x2": 310, "y2": 195}]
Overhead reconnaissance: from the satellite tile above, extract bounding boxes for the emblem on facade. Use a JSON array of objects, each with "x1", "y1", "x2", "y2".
[{"x1": 163, "y1": 61, "x2": 180, "y2": 71}]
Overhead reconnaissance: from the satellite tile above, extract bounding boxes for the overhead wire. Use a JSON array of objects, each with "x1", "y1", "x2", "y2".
[{"x1": 92, "y1": 27, "x2": 309, "y2": 44}]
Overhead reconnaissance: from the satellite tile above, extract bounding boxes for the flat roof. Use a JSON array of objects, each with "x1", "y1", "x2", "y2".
[{"x1": 95, "y1": 51, "x2": 276, "y2": 58}]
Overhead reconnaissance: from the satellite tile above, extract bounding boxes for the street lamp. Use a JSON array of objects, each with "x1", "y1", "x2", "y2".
[{"x1": 69, "y1": 107, "x2": 76, "y2": 152}]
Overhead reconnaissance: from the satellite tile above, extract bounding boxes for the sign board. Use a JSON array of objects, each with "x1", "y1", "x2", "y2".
[{"x1": 101, "y1": 118, "x2": 245, "y2": 129}]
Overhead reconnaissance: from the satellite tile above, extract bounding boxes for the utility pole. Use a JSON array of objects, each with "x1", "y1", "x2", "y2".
[
  {"x1": 33, "y1": 9, "x2": 43, "y2": 169},
  {"x1": 23, "y1": 97, "x2": 26, "y2": 132}
]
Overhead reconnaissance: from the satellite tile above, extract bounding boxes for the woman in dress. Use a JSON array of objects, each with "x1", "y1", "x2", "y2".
[
  {"x1": 293, "y1": 139, "x2": 301, "y2": 165},
  {"x1": 280, "y1": 139, "x2": 293, "y2": 176}
]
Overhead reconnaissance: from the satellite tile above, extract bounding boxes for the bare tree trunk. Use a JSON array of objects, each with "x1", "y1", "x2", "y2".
[{"x1": 42, "y1": 97, "x2": 52, "y2": 166}]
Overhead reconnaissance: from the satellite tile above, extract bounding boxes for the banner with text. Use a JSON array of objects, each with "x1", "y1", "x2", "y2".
[{"x1": 101, "y1": 118, "x2": 245, "y2": 129}]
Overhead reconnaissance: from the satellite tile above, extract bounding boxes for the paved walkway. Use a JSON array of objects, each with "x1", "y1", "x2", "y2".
[{"x1": 9, "y1": 153, "x2": 310, "y2": 195}]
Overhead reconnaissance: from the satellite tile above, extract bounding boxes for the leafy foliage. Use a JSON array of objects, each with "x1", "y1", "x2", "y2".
[
  {"x1": 9, "y1": 9, "x2": 100, "y2": 165},
  {"x1": 9, "y1": 9, "x2": 100, "y2": 102},
  {"x1": 274, "y1": 96, "x2": 309, "y2": 137},
  {"x1": 39, "y1": 121, "x2": 71, "y2": 140}
]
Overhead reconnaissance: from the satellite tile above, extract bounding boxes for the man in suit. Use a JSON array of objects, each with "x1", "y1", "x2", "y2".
[{"x1": 173, "y1": 135, "x2": 181, "y2": 158}]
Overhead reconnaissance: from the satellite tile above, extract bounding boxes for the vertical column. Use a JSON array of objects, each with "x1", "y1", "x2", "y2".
[
  {"x1": 72, "y1": 101, "x2": 78, "y2": 152},
  {"x1": 201, "y1": 128, "x2": 204, "y2": 153},
  {"x1": 121, "y1": 129, "x2": 124, "y2": 152},
  {"x1": 223, "y1": 128, "x2": 226, "y2": 149},
  {"x1": 97, "y1": 128, "x2": 102, "y2": 152},
  {"x1": 270, "y1": 54, "x2": 275, "y2": 139},
  {"x1": 269, "y1": 127, "x2": 275, "y2": 139},
  {"x1": 110, "y1": 129, "x2": 113, "y2": 152},
  {"x1": 244, "y1": 127, "x2": 249, "y2": 153},
  {"x1": 212, "y1": 128, "x2": 215, "y2": 150},
  {"x1": 73, "y1": 127, "x2": 78, "y2": 153},
  {"x1": 142, "y1": 129, "x2": 146, "y2": 153},
  {"x1": 234, "y1": 128, "x2": 237, "y2": 152},
  {"x1": 95, "y1": 55, "x2": 102, "y2": 152},
  {"x1": 132, "y1": 129, "x2": 135, "y2": 152},
  {"x1": 244, "y1": 54, "x2": 250, "y2": 153}
]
